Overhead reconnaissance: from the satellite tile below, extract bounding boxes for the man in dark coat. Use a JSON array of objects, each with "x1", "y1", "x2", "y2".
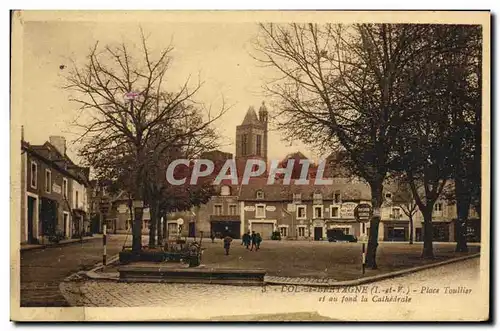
[
  {"x1": 242, "y1": 231, "x2": 251, "y2": 249},
  {"x1": 256, "y1": 233, "x2": 262, "y2": 250},
  {"x1": 223, "y1": 234, "x2": 233, "y2": 255},
  {"x1": 250, "y1": 231, "x2": 257, "y2": 251}
]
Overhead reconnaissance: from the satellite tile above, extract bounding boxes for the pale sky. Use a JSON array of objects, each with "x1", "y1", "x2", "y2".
[{"x1": 21, "y1": 20, "x2": 316, "y2": 164}]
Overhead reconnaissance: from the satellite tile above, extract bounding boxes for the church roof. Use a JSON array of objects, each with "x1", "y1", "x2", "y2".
[{"x1": 241, "y1": 106, "x2": 260, "y2": 125}]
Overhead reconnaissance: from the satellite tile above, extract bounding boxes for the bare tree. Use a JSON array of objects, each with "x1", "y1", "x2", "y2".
[
  {"x1": 393, "y1": 180, "x2": 419, "y2": 245},
  {"x1": 393, "y1": 25, "x2": 483, "y2": 258},
  {"x1": 254, "y1": 23, "x2": 429, "y2": 268},
  {"x1": 64, "y1": 31, "x2": 227, "y2": 252}
]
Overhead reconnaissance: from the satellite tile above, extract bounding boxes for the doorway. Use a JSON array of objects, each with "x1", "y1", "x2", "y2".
[
  {"x1": 314, "y1": 227, "x2": 323, "y2": 241},
  {"x1": 188, "y1": 222, "x2": 196, "y2": 238},
  {"x1": 27, "y1": 196, "x2": 36, "y2": 244},
  {"x1": 40, "y1": 197, "x2": 57, "y2": 236},
  {"x1": 211, "y1": 221, "x2": 241, "y2": 239},
  {"x1": 63, "y1": 213, "x2": 69, "y2": 238}
]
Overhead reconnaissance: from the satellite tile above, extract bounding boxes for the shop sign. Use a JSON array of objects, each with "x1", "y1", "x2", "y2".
[
  {"x1": 340, "y1": 202, "x2": 357, "y2": 218},
  {"x1": 354, "y1": 203, "x2": 373, "y2": 222},
  {"x1": 52, "y1": 184, "x2": 61, "y2": 194}
]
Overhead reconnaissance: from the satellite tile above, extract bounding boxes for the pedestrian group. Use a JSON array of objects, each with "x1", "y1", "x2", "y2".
[{"x1": 219, "y1": 230, "x2": 262, "y2": 255}]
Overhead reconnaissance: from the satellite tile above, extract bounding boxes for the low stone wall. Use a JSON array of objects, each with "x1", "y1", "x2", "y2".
[{"x1": 118, "y1": 265, "x2": 266, "y2": 285}]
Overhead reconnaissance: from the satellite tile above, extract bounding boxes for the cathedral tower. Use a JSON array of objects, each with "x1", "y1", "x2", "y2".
[{"x1": 235, "y1": 102, "x2": 268, "y2": 163}]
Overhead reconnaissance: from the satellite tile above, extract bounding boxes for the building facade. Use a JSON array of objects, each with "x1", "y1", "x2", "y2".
[
  {"x1": 187, "y1": 103, "x2": 481, "y2": 243},
  {"x1": 20, "y1": 136, "x2": 90, "y2": 244}
]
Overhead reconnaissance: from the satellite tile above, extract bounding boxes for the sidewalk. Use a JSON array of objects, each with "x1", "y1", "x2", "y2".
[{"x1": 21, "y1": 234, "x2": 103, "y2": 252}]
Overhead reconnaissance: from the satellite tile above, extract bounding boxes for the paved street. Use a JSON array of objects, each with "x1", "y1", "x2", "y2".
[
  {"x1": 60, "y1": 257, "x2": 486, "y2": 321},
  {"x1": 20, "y1": 234, "x2": 140, "y2": 306}
]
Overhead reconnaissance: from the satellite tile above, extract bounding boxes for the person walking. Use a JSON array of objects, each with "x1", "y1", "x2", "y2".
[
  {"x1": 243, "y1": 231, "x2": 251, "y2": 249},
  {"x1": 250, "y1": 231, "x2": 257, "y2": 251},
  {"x1": 256, "y1": 233, "x2": 262, "y2": 250},
  {"x1": 223, "y1": 234, "x2": 233, "y2": 255},
  {"x1": 210, "y1": 231, "x2": 216, "y2": 243}
]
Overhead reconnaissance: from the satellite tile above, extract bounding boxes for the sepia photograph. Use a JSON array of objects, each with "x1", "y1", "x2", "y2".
[{"x1": 10, "y1": 10, "x2": 490, "y2": 322}]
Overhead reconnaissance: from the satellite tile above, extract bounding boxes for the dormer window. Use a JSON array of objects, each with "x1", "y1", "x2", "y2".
[
  {"x1": 385, "y1": 193, "x2": 392, "y2": 199},
  {"x1": 220, "y1": 185, "x2": 230, "y2": 196},
  {"x1": 313, "y1": 193, "x2": 323, "y2": 201},
  {"x1": 256, "y1": 190, "x2": 264, "y2": 199},
  {"x1": 334, "y1": 190, "x2": 341, "y2": 203}
]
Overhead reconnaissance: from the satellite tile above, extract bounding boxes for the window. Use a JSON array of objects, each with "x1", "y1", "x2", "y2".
[
  {"x1": 256, "y1": 135, "x2": 262, "y2": 156},
  {"x1": 339, "y1": 227, "x2": 350, "y2": 235},
  {"x1": 391, "y1": 208, "x2": 401, "y2": 219},
  {"x1": 30, "y1": 162, "x2": 37, "y2": 188},
  {"x1": 297, "y1": 227, "x2": 306, "y2": 237},
  {"x1": 296, "y1": 206, "x2": 306, "y2": 219},
  {"x1": 62, "y1": 178, "x2": 68, "y2": 198},
  {"x1": 314, "y1": 206, "x2": 323, "y2": 219},
  {"x1": 229, "y1": 204, "x2": 237, "y2": 215},
  {"x1": 293, "y1": 193, "x2": 302, "y2": 202},
  {"x1": 256, "y1": 190, "x2": 264, "y2": 199},
  {"x1": 44, "y1": 169, "x2": 51, "y2": 193},
  {"x1": 214, "y1": 204, "x2": 222, "y2": 215},
  {"x1": 434, "y1": 203, "x2": 443, "y2": 212},
  {"x1": 220, "y1": 185, "x2": 230, "y2": 196},
  {"x1": 256, "y1": 204, "x2": 266, "y2": 218},
  {"x1": 241, "y1": 134, "x2": 248, "y2": 156},
  {"x1": 75, "y1": 190, "x2": 79, "y2": 208},
  {"x1": 334, "y1": 191, "x2": 341, "y2": 203},
  {"x1": 331, "y1": 206, "x2": 340, "y2": 218},
  {"x1": 385, "y1": 192, "x2": 392, "y2": 199},
  {"x1": 279, "y1": 226, "x2": 288, "y2": 237}
]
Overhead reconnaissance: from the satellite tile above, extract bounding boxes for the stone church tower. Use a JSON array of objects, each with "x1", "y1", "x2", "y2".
[{"x1": 235, "y1": 101, "x2": 268, "y2": 163}]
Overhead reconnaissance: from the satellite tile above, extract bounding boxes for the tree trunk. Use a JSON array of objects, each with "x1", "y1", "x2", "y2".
[
  {"x1": 366, "y1": 180, "x2": 383, "y2": 269},
  {"x1": 148, "y1": 201, "x2": 157, "y2": 248},
  {"x1": 162, "y1": 212, "x2": 168, "y2": 241},
  {"x1": 409, "y1": 215, "x2": 414, "y2": 245},
  {"x1": 421, "y1": 207, "x2": 434, "y2": 259},
  {"x1": 157, "y1": 212, "x2": 163, "y2": 248},
  {"x1": 132, "y1": 206, "x2": 143, "y2": 253},
  {"x1": 455, "y1": 181, "x2": 470, "y2": 252}
]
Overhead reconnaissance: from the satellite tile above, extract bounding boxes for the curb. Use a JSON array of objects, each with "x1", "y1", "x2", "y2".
[
  {"x1": 265, "y1": 253, "x2": 480, "y2": 287},
  {"x1": 62, "y1": 254, "x2": 121, "y2": 282},
  {"x1": 75, "y1": 252, "x2": 480, "y2": 287},
  {"x1": 21, "y1": 236, "x2": 103, "y2": 252}
]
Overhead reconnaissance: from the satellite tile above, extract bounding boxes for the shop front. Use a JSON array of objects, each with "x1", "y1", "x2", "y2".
[
  {"x1": 40, "y1": 197, "x2": 58, "y2": 237},
  {"x1": 453, "y1": 218, "x2": 481, "y2": 242},
  {"x1": 383, "y1": 221, "x2": 410, "y2": 242},
  {"x1": 325, "y1": 221, "x2": 361, "y2": 238},
  {"x1": 432, "y1": 222, "x2": 451, "y2": 242},
  {"x1": 210, "y1": 215, "x2": 241, "y2": 239}
]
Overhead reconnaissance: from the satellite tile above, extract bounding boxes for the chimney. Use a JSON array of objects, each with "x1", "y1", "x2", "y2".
[{"x1": 49, "y1": 136, "x2": 66, "y2": 156}]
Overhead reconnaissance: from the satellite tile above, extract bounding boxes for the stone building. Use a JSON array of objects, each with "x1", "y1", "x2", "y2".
[
  {"x1": 20, "y1": 135, "x2": 90, "y2": 244},
  {"x1": 189, "y1": 102, "x2": 481, "y2": 243},
  {"x1": 235, "y1": 102, "x2": 268, "y2": 164}
]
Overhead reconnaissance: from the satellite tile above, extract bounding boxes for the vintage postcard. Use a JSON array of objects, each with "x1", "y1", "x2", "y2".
[{"x1": 10, "y1": 10, "x2": 490, "y2": 322}]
